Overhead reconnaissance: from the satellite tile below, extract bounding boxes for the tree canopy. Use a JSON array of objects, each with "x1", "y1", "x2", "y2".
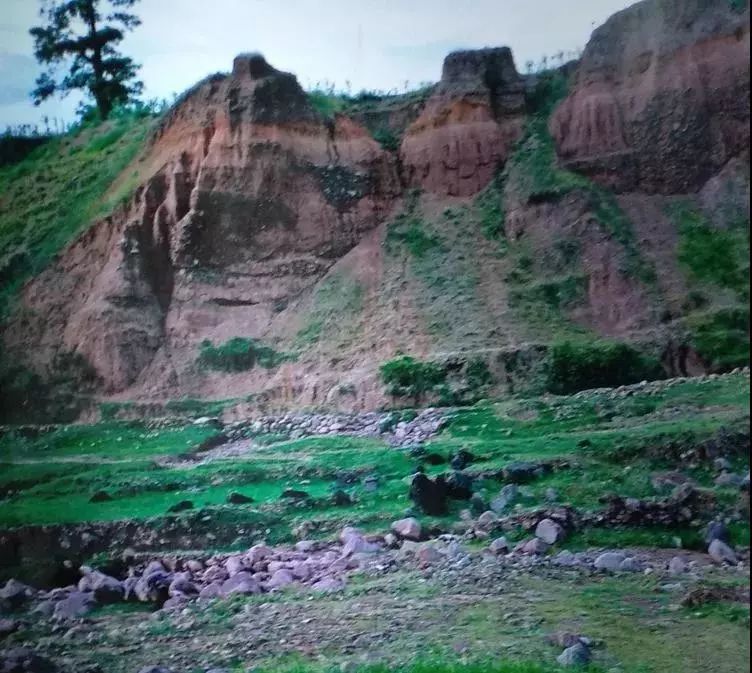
[{"x1": 30, "y1": 0, "x2": 143, "y2": 119}]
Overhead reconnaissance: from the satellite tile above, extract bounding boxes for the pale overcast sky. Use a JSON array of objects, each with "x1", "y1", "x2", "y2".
[{"x1": 0, "y1": 0, "x2": 634, "y2": 128}]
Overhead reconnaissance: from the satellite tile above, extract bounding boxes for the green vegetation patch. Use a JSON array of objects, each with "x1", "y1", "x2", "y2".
[
  {"x1": 198, "y1": 337, "x2": 294, "y2": 372},
  {"x1": 545, "y1": 339, "x2": 664, "y2": 394},
  {"x1": 670, "y1": 201, "x2": 749, "y2": 300},
  {"x1": 687, "y1": 308, "x2": 750, "y2": 372},
  {"x1": 0, "y1": 113, "x2": 155, "y2": 318}
]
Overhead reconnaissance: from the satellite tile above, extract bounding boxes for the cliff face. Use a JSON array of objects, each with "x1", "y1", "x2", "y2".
[
  {"x1": 400, "y1": 47, "x2": 527, "y2": 196},
  {"x1": 550, "y1": 0, "x2": 750, "y2": 193},
  {"x1": 2, "y1": 0, "x2": 749, "y2": 419},
  {"x1": 6, "y1": 55, "x2": 399, "y2": 396}
]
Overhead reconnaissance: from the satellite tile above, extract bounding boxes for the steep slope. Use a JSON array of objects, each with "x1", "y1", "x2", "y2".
[{"x1": 0, "y1": 0, "x2": 749, "y2": 421}]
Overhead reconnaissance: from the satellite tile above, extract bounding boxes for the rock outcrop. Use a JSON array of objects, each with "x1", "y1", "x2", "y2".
[
  {"x1": 400, "y1": 47, "x2": 527, "y2": 196},
  {"x1": 6, "y1": 54, "x2": 399, "y2": 395},
  {"x1": 550, "y1": 0, "x2": 750, "y2": 193}
]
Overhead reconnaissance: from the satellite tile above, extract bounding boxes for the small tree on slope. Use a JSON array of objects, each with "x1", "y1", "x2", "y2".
[{"x1": 30, "y1": 0, "x2": 143, "y2": 120}]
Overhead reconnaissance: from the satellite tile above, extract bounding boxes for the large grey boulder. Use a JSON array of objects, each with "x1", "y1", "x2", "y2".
[
  {"x1": 52, "y1": 592, "x2": 96, "y2": 621},
  {"x1": 556, "y1": 642, "x2": 591, "y2": 667},
  {"x1": 708, "y1": 539, "x2": 737, "y2": 564},
  {"x1": 593, "y1": 552, "x2": 626, "y2": 571},
  {"x1": 0, "y1": 647, "x2": 57, "y2": 672},
  {"x1": 535, "y1": 518, "x2": 565, "y2": 544}
]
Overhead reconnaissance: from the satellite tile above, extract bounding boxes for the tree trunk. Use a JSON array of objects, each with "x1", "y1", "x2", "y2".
[{"x1": 83, "y1": 1, "x2": 109, "y2": 120}]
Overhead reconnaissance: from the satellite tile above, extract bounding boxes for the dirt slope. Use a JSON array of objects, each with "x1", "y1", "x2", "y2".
[{"x1": 1, "y1": 0, "x2": 749, "y2": 419}]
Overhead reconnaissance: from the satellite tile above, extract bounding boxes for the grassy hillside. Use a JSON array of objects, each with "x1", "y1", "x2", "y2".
[{"x1": 0, "y1": 112, "x2": 155, "y2": 319}]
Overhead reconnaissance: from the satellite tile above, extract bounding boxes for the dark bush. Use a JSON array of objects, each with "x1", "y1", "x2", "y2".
[
  {"x1": 379, "y1": 355, "x2": 447, "y2": 402},
  {"x1": 545, "y1": 339, "x2": 664, "y2": 394}
]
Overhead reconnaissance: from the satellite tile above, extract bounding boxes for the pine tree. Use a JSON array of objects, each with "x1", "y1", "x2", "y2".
[{"x1": 30, "y1": 0, "x2": 143, "y2": 120}]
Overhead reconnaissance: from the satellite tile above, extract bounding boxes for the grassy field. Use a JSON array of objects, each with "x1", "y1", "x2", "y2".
[{"x1": 0, "y1": 373, "x2": 748, "y2": 546}]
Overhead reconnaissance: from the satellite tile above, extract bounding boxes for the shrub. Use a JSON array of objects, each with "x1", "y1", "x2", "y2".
[
  {"x1": 379, "y1": 355, "x2": 447, "y2": 402},
  {"x1": 373, "y1": 127, "x2": 400, "y2": 152},
  {"x1": 198, "y1": 337, "x2": 292, "y2": 373},
  {"x1": 545, "y1": 339, "x2": 664, "y2": 394},
  {"x1": 465, "y1": 358, "x2": 493, "y2": 390},
  {"x1": 688, "y1": 308, "x2": 750, "y2": 372}
]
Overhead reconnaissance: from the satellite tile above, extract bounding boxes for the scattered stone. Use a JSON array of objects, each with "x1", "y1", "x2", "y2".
[
  {"x1": 618, "y1": 557, "x2": 641, "y2": 572},
  {"x1": 88, "y1": 490, "x2": 113, "y2": 503},
  {"x1": 556, "y1": 642, "x2": 591, "y2": 667},
  {"x1": 476, "y1": 510, "x2": 499, "y2": 529},
  {"x1": 503, "y1": 461, "x2": 544, "y2": 484},
  {"x1": 449, "y1": 449, "x2": 475, "y2": 470},
  {"x1": 535, "y1": 518, "x2": 565, "y2": 544},
  {"x1": 363, "y1": 475, "x2": 379, "y2": 491},
  {"x1": 52, "y1": 591, "x2": 96, "y2": 621},
  {"x1": 417, "y1": 545, "x2": 444, "y2": 566},
  {"x1": 705, "y1": 520, "x2": 729, "y2": 545},
  {"x1": 519, "y1": 537, "x2": 550, "y2": 555},
  {"x1": 708, "y1": 539, "x2": 737, "y2": 564},
  {"x1": 220, "y1": 572, "x2": 261, "y2": 596},
  {"x1": 137, "y1": 667, "x2": 175, "y2": 673},
  {"x1": 167, "y1": 500, "x2": 194, "y2": 513},
  {"x1": 594, "y1": 552, "x2": 627, "y2": 572},
  {"x1": 470, "y1": 493, "x2": 487, "y2": 514},
  {"x1": 226, "y1": 492, "x2": 254, "y2": 504},
  {"x1": 444, "y1": 471, "x2": 473, "y2": 500},
  {"x1": 668, "y1": 556, "x2": 687, "y2": 576},
  {"x1": 552, "y1": 550, "x2": 578, "y2": 567},
  {"x1": 0, "y1": 648, "x2": 57, "y2": 673},
  {"x1": 268, "y1": 569, "x2": 295, "y2": 589},
  {"x1": 0, "y1": 580, "x2": 34, "y2": 610},
  {"x1": 409, "y1": 473, "x2": 447, "y2": 515},
  {"x1": 331, "y1": 489, "x2": 353, "y2": 506},
  {"x1": 488, "y1": 537, "x2": 509, "y2": 555},
  {"x1": 311, "y1": 577, "x2": 345, "y2": 593},
  {"x1": 713, "y1": 457, "x2": 732, "y2": 472},
  {"x1": 391, "y1": 517, "x2": 422, "y2": 541},
  {"x1": 281, "y1": 489, "x2": 310, "y2": 500},
  {"x1": 0, "y1": 618, "x2": 19, "y2": 637},
  {"x1": 715, "y1": 471, "x2": 744, "y2": 488}
]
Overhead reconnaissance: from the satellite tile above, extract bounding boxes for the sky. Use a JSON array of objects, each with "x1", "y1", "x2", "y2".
[{"x1": 0, "y1": 0, "x2": 634, "y2": 129}]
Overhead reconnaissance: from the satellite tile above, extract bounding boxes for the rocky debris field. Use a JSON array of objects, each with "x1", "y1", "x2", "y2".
[
  {"x1": 0, "y1": 371, "x2": 749, "y2": 672},
  {"x1": 0, "y1": 520, "x2": 749, "y2": 673}
]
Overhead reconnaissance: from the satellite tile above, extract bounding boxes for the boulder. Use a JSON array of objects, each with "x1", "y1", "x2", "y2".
[
  {"x1": 708, "y1": 539, "x2": 737, "y2": 564},
  {"x1": 409, "y1": 473, "x2": 448, "y2": 515},
  {"x1": 311, "y1": 576, "x2": 345, "y2": 593},
  {"x1": 0, "y1": 648, "x2": 56, "y2": 673},
  {"x1": 556, "y1": 642, "x2": 591, "y2": 667},
  {"x1": 391, "y1": 517, "x2": 422, "y2": 541},
  {"x1": 705, "y1": 520, "x2": 730, "y2": 545},
  {"x1": 518, "y1": 538, "x2": 549, "y2": 555},
  {"x1": 0, "y1": 580, "x2": 34, "y2": 610},
  {"x1": 488, "y1": 537, "x2": 509, "y2": 555},
  {"x1": 226, "y1": 492, "x2": 254, "y2": 504},
  {"x1": 89, "y1": 572, "x2": 124, "y2": 604},
  {"x1": 449, "y1": 449, "x2": 475, "y2": 470},
  {"x1": 166, "y1": 500, "x2": 193, "y2": 513},
  {"x1": 444, "y1": 471, "x2": 473, "y2": 500},
  {"x1": 0, "y1": 618, "x2": 19, "y2": 637},
  {"x1": 593, "y1": 552, "x2": 626, "y2": 572},
  {"x1": 668, "y1": 556, "x2": 687, "y2": 576},
  {"x1": 52, "y1": 591, "x2": 96, "y2": 621},
  {"x1": 476, "y1": 510, "x2": 499, "y2": 529},
  {"x1": 220, "y1": 572, "x2": 261, "y2": 596},
  {"x1": 88, "y1": 490, "x2": 113, "y2": 503},
  {"x1": 534, "y1": 518, "x2": 565, "y2": 545},
  {"x1": 502, "y1": 461, "x2": 544, "y2": 484},
  {"x1": 268, "y1": 569, "x2": 295, "y2": 589}
]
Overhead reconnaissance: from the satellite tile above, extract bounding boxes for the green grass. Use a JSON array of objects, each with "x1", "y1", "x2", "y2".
[
  {"x1": 686, "y1": 308, "x2": 750, "y2": 372},
  {"x1": 0, "y1": 114, "x2": 155, "y2": 318},
  {"x1": 670, "y1": 201, "x2": 749, "y2": 301},
  {"x1": 0, "y1": 373, "x2": 747, "y2": 537},
  {"x1": 198, "y1": 337, "x2": 294, "y2": 372},
  {"x1": 295, "y1": 271, "x2": 364, "y2": 347}
]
